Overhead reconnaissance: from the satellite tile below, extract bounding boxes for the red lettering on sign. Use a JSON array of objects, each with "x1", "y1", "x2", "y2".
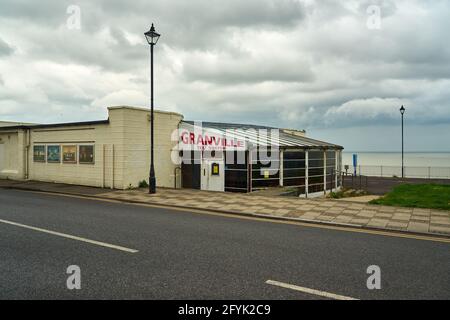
[
  {"x1": 181, "y1": 131, "x2": 245, "y2": 150},
  {"x1": 181, "y1": 132, "x2": 189, "y2": 144}
]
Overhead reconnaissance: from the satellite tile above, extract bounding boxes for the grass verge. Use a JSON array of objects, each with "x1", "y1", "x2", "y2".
[{"x1": 369, "y1": 184, "x2": 450, "y2": 210}]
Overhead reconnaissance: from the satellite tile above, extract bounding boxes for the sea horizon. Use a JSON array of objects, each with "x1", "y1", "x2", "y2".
[{"x1": 342, "y1": 151, "x2": 450, "y2": 167}]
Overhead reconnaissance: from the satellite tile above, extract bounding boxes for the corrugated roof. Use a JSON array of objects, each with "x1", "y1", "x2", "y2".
[{"x1": 182, "y1": 121, "x2": 343, "y2": 149}]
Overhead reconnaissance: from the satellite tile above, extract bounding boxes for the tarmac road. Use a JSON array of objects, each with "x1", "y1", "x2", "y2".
[{"x1": 0, "y1": 188, "x2": 449, "y2": 299}]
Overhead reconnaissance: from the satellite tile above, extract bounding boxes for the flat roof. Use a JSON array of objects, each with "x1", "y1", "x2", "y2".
[
  {"x1": 0, "y1": 120, "x2": 38, "y2": 127},
  {"x1": 0, "y1": 119, "x2": 110, "y2": 131}
]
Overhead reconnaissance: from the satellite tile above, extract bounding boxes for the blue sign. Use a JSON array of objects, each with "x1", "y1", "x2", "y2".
[{"x1": 353, "y1": 154, "x2": 358, "y2": 175}]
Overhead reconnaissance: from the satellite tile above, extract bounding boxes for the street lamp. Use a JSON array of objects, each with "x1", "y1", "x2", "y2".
[
  {"x1": 400, "y1": 105, "x2": 405, "y2": 178},
  {"x1": 144, "y1": 24, "x2": 160, "y2": 194}
]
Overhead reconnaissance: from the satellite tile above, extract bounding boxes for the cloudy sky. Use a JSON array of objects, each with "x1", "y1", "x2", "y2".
[{"x1": 0, "y1": 0, "x2": 449, "y2": 151}]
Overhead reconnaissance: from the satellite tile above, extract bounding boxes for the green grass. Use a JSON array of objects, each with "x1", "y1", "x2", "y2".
[{"x1": 369, "y1": 184, "x2": 450, "y2": 210}]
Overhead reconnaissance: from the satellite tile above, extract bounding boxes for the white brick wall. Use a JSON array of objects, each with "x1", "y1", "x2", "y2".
[{"x1": 1, "y1": 106, "x2": 183, "y2": 189}]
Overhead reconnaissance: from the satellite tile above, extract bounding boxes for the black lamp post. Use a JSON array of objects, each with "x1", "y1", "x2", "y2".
[
  {"x1": 400, "y1": 105, "x2": 405, "y2": 178},
  {"x1": 144, "y1": 24, "x2": 160, "y2": 194}
]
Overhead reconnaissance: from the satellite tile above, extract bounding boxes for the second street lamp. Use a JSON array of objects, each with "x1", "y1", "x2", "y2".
[
  {"x1": 144, "y1": 24, "x2": 160, "y2": 194},
  {"x1": 400, "y1": 105, "x2": 406, "y2": 179}
]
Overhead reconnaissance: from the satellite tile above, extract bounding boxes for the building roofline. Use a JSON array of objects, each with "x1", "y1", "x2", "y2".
[
  {"x1": 0, "y1": 120, "x2": 38, "y2": 126},
  {"x1": 0, "y1": 119, "x2": 110, "y2": 131},
  {"x1": 108, "y1": 105, "x2": 184, "y2": 118},
  {"x1": 181, "y1": 120, "x2": 278, "y2": 130}
]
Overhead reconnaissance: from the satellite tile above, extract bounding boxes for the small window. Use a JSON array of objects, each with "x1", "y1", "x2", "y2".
[
  {"x1": 62, "y1": 145, "x2": 77, "y2": 164},
  {"x1": 79, "y1": 145, "x2": 95, "y2": 164},
  {"x1": 33, "y1": 145, "x2": 46, "y2": 162},
  {"x1": 47, "y1": 145, "x2": 61, "y2": 163}
]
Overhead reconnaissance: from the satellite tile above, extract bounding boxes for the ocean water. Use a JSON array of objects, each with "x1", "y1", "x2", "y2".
[{"x1": 342, "y1": 152, "x2": 450, "y2": 167}]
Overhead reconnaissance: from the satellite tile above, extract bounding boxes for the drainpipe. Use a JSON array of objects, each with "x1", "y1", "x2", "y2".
[
  {"x1": 323, "y1": 149, "x2": 327, "y2": 195},
  {"x1": 25, "y1": 128, "x2": 30, "y2": 180},
  {"x1": 279, "y1": 149, "x2": 284, "y2": 187},
  {"x1": 176, "y1": 120, "x2": 181, "y2": 189},
  {"x1": 305, "y1": 150, "x2": 309, "y2": 198}
]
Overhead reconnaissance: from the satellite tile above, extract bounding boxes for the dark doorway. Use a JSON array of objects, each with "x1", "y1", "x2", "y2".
[{"x1": 181, "y1": 151, "x2": 201, "y2": 189}]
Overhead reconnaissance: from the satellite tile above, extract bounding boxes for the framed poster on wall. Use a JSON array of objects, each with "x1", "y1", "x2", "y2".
[
  {"x1": 79, "y1": 145, "x2": 95, "y2": 164},
  {"x1": 62, "y1": 145, "x2": 77, "y2": 163},
  {"x1": 47, "y1": 145, "x2": 61, "y2": 163},
  {"x1": 33, "y1": 145, "x2": 46, "y2": 162}
]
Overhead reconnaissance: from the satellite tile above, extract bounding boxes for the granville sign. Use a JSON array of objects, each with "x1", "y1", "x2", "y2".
[{"x1": 180, "y1": 131, "x2": 245, "y2": 151}]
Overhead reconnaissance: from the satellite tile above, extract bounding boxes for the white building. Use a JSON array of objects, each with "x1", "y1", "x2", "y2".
[{"x1": 0, "y1": 106, "x2": 343, "y2": 196}]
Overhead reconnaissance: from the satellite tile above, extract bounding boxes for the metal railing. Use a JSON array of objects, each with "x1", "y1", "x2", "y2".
[{"x1": 343, "y1": 165, "x2": 450, "y2": 179}]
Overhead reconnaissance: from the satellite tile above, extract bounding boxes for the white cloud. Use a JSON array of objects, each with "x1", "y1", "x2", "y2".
[
  {"x1": 91, "y1": 90, "x2": 147, "y2": 109},
  {"x1": 324, "y1": 97, "x2": 405, "y2": 124}
]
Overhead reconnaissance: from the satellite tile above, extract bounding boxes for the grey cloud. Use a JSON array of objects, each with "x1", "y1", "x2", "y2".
[
  {"x1": 0, "y1": 0, "x2": 68, "y2": 26},
  {"x1": 0, "y1": 0, "x2": 305, "y2": 72},
  {"x1": 92, "y1": 0, "x2": 305, "y2": 29},
  {"x1": 15, "y1": 25, "x2": 147, "y2": 72},
  {"x1": 0, "y1": 37, "x2": 13, "y2": 56},
  {"x1": 183, "y1": 56, "x2": 315, "y2": 84},
  {"x1": 302, "y1": 1, "x2": 450, "y2": 81},
  {"x1": 0, "y1": 0, "x2": 305, "y2": 39}
]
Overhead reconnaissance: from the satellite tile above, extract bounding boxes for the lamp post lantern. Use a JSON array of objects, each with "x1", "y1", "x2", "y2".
[
  {"x1": 144, "y1": 24, "x2": 160, "y2": 194},
  {"x1": 400, "y1": 105, "x2": 405, "y2": 179}
]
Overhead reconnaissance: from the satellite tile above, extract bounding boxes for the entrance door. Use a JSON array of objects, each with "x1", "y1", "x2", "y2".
[
  {"x1": 182, "y1": 162, "x2": 201, "y2": 189},
  {"x1": 181, "y1": 151, "x2": 201, "y2": 189},
  {"x1": 201, "y1": 159, "x2": 225, "y2": 192}
]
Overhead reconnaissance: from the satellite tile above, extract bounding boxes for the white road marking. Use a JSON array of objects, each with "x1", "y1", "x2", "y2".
[
  {"x1": 0, "y1": 218, "x2": 138, "y2": 253},
  {"x1": 266, "y1": 280, "x2": 359, "y2": 300}
]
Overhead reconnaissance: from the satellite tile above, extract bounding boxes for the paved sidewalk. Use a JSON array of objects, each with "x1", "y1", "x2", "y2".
[
  {"x1": 1, "y1": 179, "x2": 449, "y2": 237},
  {"x1": 334, "y1": 195, "x2": 381, "y2": 203}
]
